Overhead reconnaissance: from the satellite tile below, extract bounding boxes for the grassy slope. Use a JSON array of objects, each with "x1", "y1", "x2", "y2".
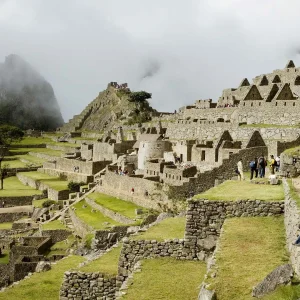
[
  {"x1": 0, "y1": 255, "x2": 85, "y2": 300},
  {"x1": 73, "y1": 200, "x2": 122, "y2": 230},
  {"x1": 123, "y1": 258, "x2": 206, "y2": 300},
  {"x1": 42, "y1": 220, "x2": 67, "y2": 230},
  {"x1": 132, "y1": 217, "x2": 186, "y2": 241},
  {"x1": 10, "y1": 148, "x2": 63, "y2": 157},
  {"x1": 0, "y1": 222, "x2": 12, "y2": 229},
  {"x1": 0, "y1": 176, "x2": 41, "y2": 197},
  {"x1": 22, "y1": 171, "x2": 68, "y2": 191},
  {"x1": 88, "y1": 192, "x2": 146, "y2": 219},
  {"x1": 213, "y1": 217, "x2": 288, "y2": 300},
  {"x1": 195, "y1": 180, "x2": 284, "y2": 201},
  {"x1": 79, "y1": 245, "x2": 122, "y2": 275}
]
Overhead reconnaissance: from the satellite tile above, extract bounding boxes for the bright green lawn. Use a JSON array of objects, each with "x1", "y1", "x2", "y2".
[
  {"x1": 212, "y1": 217, "x2": 288, "y2": 300},
  {"x1": 2, "y1": 160, "x2": 26, "y2": 168},
  {"x1": 32, "y1": 198, "x2": 48, "y2": 208},
  {"x1": 22, "y1": 172, "x2": 69, "y2": 191},
  {"x1": 0, "y1": 223, "x2": 12, "y2": 229},
  {"x1": 123, "y1": 258, "x2": 206, "y2": 300},
  {"x1": 74, "y1": 200, "x2": 122, "y2": 230},
  {"x1": 0, "y1": 176, "x2": 41, "y2": 197},
  {"x1": 195, "y1": 180, "x2": 284, "y2": 201},
  {"x1": 46, "y1": 235, "x2": 75, "y2": 256},
  {"x1": 88, "y1": 192, "x2": 147, "y2": 219},
  {"x1": 42, "y1": 220, "x2": 66, "y2": 230},
  {"x1": 10, "y1": 148, "x2": 63, "y2": 157},
  {"x1": 79, "y1": 244, "x2": 122, "y2": 275},
  {"x1": 263, "y1": 285, "x2": 300, "y2": 300},
  {"x1": 0, "y1": 252, "x2": 9, "y2": 264},
  {"x1": 132, "y1": 217, "x2": 186, "y2": 241},
  {"x1": 17, "y1": 154, "x2": 46, "y2": 165},
  {"x1": 12, "y1": 137, "x2": 53, "y2": 145},
  {"x1": 0, "y1": 255, "x2": 85, "y2": 300}
]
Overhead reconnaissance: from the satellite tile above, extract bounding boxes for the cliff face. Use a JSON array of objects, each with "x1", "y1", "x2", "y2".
[
  {"x1": 61, "y1": 84, "x2": 158, "y2": 132},
  {"x1": 0, "y1": 54, "x2": 64, "y2": 130}
]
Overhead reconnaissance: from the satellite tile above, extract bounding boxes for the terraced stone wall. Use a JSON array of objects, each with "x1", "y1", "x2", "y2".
[
  {"x1": 41, "y1": 229, "x2": 72, "y2": 243},
  {"x1": 0, "y1": 196, "x2": 33, "y2": 207},
  {"x1": 60, "y1": 271, "x2": 117, "y2": 300},
  {"x1": 0, "y1": 212, "x2": 29, "y2": 223}
]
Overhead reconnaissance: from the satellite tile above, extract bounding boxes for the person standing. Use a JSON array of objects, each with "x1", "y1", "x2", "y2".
[
  {"x1": 250, "y1": 158, "x2": 258, "y2": 180},
  {"x1": 237, "y1": 159, "x2": 244, "y2": 180},
  {"x1": 275, "y1": 156, "x2": 280, "y2": 172},
  {"x1": 258, "y1": 155, "x2": 266, "y2": 178},
  {"x1": 270, "y1": 155, "x2": 276, "y2": 175}
]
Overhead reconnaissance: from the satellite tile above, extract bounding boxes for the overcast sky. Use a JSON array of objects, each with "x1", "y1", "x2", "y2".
[{"x1": 1, "y1": 0, "x2": 300, "y2": 121}]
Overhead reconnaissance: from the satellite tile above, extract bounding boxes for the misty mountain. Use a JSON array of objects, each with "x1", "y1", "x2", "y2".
[{"x1": 0, "y1": 54, "x2": 64, "y2": 130}]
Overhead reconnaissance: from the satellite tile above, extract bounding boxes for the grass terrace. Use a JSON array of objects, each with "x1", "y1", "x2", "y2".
[
  {"x1": 195, "y1": 180, "x2": 284, "y2": 201},
  {"x1": 22, "y1": 171, "x2": 69, "y2": 191},
  {"x1": 10, "y1": 147, "x2": 63, "y2": 157},
  {"x1": 284, "y1": 146, "x2": 300, "y2": 156},
  {"x1": 88, "y1": 192, "x2": 147, "y2": 220},
  {"x1": 46, "y1": 235, "x2": 76, "y2": 257},
  {"x1": 123, "y1": 258, "x2": 206, "y2": 300},
  {"x1": 0, "y1": 222, "x2": 12, "y2": 230},
  {"x1": 131, "y1": 217, "x2": 186, "y2": 241},
  {"x1": 0, "y1": 176, "x2": 42, "y2": 197},
  {"x1": 0, "y1": 251, "x2": 9, "y2": 264},
  {"x1": 79, "y1": 244, "x2": 122, "y2": 275},
  {"x1": 42, "y1": 219, "x2": 67, "y2": 230},
  {"x1": 12, "y1": 137, "x2": 53, "y2": 146},
  {"x1": 2, "y1": 159, "x2": 26, "y2": 168},
  {"x1": 0, "y1": 255, "x2": 85, "y2": 300},
  {"x1": 73, "y1": 200, "x2": 122, "y2": 230},
  {"x1": 211, "y1": 217, "x2": 288, "y2": 300}
]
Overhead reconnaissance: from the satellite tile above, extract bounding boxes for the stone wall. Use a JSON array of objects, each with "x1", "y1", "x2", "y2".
[
  {"x1": 41, "y1": 229, "x2": 72, "y2": 243},
  {"x1": 185, "y1": 200, "x2": 284, "y2": 251},
  {"x1": 280, "y1": 152, "x2": 300, "y2": 177},
  {"x1": 0, "y1": 264, "x2": 10, "y2": 288},
  {"x1": 60, "y1": 271, "x2": 117, "y2": 300},
  {"x1": 93, "y1": 226, "x2": 129, "y2": 250},
  {"x1": 13, "y1": 262, "x2": 38, "y2": 281},
  {"x1": 0, "y1": 196, "x2": 33, "y2": 207},
  {"x1": 0, "y1": 212, "x2": 29, "y2": 223},
  {"x1": 283, "y1": 179, "x2": 300, "y2": 276}
]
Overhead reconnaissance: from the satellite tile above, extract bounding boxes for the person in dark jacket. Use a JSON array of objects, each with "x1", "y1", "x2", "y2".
[{"x1": 250, "y1": 157, "x2": 258, "y2": 180}]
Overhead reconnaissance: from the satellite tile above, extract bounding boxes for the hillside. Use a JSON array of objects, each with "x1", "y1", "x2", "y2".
[
  {"x1": 60, "y1": 83, "x2": 158, "y2": 132},
  {"x1": 0, "y1": 54, "x2": 64, "y2": 130}
]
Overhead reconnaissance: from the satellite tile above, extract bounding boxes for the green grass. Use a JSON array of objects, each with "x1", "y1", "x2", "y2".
[
  {"x1": 10, "y1": 147, "x2": 63, "y2": 157},
  {"x1": 74, "y1": 200, "x2": 122, "y2": 230},
  {"x1": 46, "y1": 235, "x2": 76, "y2": 256},
  {"x1": 284, "y1": 146, "x2": 300, "y2": 156},
  {"x1": 2, "y1": 160, "x2": 26, "y2": 168},
  {"x1": 17, "y1": 154, "x2": 46, "y2": 165},
  {"x1": 0, "y1": 255, "x2": 85, "y2": 300},
  {"x1": 195, "y1": 180, "x2": 284, "y2": 201},
  {"x1": 42, "y1": 220, "x2": 66, "y2": 230},
  {"x1": 88, "y1": 192, "x2": 147, "y2": 219},
  {"x1": 32, "y1": 198, "x2": 49, "y2": 208},
  {"x1": 239, "y1": 123, "x2": 300, "y2": 128},
  {"x1": 132, "y1": 217, "x2": 186, "y2": 241},
  {"x1": 12, "y1": 137, "x2": 53, "y2": 145},
  {"x1": 22, "y1": 171, "x2": 69, "y2": 191},
  {"x1": 79, "y1": 244, "x2": 122, "y2": 275},
  {"x1": 262, "y1": 284, "x2": 300, "y2": 300},
  {"x1": 0, "y1": 252, "x2": 9, "y2": 264},
  {"x1": 212, "y1": 217, "x2": 288, "y2": 300},
  {"x1": 0, "y1": 176, "x2": 41, "y2": 197},
  {"x1": 0, "y1": 223, "x2": 12, "y2": 229},
  {"x1": 123, "y1": 258, "x2": 206, "y2": 300}
]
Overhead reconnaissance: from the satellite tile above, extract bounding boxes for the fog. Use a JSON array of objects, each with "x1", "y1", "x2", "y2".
[{"x1": 1, "y1": 0, "x2": 300, "y2": 121}]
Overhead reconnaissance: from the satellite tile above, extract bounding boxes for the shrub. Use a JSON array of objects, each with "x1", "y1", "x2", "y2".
[
  {"x1": 68, "y1": 181, "x2": 85, "y2": 192},
  {"x1": 42, "y1": 200, "x2": 56, "y2": 208},
  {"x1": 128, "y1": 91, "x2": 152, "y2": 103}
]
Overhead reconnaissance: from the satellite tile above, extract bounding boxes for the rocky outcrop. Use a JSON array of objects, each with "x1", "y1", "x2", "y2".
[
  {"x1": 0, "y1": 54, "x2": 64, "y2": 130},
  {"x1": 252, "y1": 264, "x2": 293, "y2": 298}
]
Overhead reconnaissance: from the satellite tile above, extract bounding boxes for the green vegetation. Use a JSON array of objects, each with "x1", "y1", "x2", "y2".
[
  {"x1": 263, "y1": 284, "x2": 300, "y2": 300},
  {"x1": 195, "y1": 180, "x2": 284, "y2": 201},
  {"x1": 46, "y1": 235, "x2": 75, "y2": 256},
  {"x1": 284, "y1": 146, "x2": 300, "y2": 156},
  {"x1": 2, "y1": 159, "x2": 26, "y2": 168},
  {"x1": 73, "y1": 200, "x2": 121, "y2": 229},
  {"x1": 0, "y1": 176, "x2": 41, "y2": 197},
  {"x1": 22, "y1": 171, "x2": 68, "y2": 191},
  {"x1": 10, "y1": 147, "x2": 63, "y2": 157},
  {"x1": 128, "y1": 91, "x2": 152, "y2": 103},
  {"x1": 0, "y1": 255, "x2": 85, "y2": 300},
  {"x1": 16, "y1": 154, "x2": 46, "y2": 165},
  {"x1": 88, "y1": 192, "x2": 147, "y2": 219},
  {"x1": 42, "y1": 199, "x2": 57, "y2": 208},
  {"x1": 211, "y1": 217, "x2": 288, "y2": 300},
  {"x1": 32, "y1": 198, "x2": 49, "y2": 208},
  {"x1": 12, "y1": 137, "x2": 52, "y2": 145},
  {"x1": 239, "y1": 123, "x2": 300, "y2": 129},
  {"x1": 0, "y1": 222, "x2": 12, "y2": 229},
  {"x1": 42, "y1": 220, "x2": 66, "y2": 230},
  {"x1": 288, "y1": 179, "x2": 300, "y2": 208},
  {"x1": 132, "y1": 217, "x2": 186, "y2": 241},
  {"x1": 123, "y1": 258, "x2": 206, "y2": 300},
  {"x1": 0, "y1": 252, "x2": 9, "y2": 264},
  {"x1": 79, "y1": 245, "x2": 122, "y2": 275},
  {"x1": 68, "y1": 181, "x2": 85, "y2": 192}
]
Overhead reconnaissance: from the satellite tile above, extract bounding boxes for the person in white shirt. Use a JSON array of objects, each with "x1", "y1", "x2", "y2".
[{"x1": 237, "y1": 159, "x2": 244, "y2": 180}]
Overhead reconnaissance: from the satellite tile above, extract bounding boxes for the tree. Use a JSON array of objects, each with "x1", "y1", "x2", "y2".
[
  {"x1": 0, "y1": 125, "x2": 24, "y2": 189},
  {"x1": 129, "y1": 91, "x2": 152, "y2": 103}
]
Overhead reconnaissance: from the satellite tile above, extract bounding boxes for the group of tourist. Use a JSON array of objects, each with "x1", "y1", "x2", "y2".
[
  {"x1": 236, "y1": 155, "x2": 280, "y2": 181},
  {"x1": 217, "y1": 104, "x2": 238, "y2": 108},
  {"x1": 115, "y1": 168, "x2": 129, "y2": 176}
]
